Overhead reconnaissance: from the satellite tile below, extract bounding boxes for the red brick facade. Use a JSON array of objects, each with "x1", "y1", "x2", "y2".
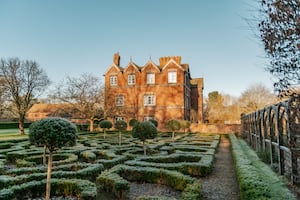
[{"x1": 104, "y1": 53, "x2": 204, "y2": 129}]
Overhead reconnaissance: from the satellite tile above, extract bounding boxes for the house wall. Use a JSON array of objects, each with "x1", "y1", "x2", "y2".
[{"x1": 104, "y1": 55, "x2": 203, "y2": 129}]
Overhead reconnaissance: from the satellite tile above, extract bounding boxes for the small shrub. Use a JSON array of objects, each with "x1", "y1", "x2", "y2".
[
  {"x1": 99, "y1": 120, "x2": 112, "y2": 139},
  {"x1": 166, "y1": 119, "x2": 181, "y2": 141},
  {"x1": 129, "y1": 119, "x2": 138, "y2": 127},
  {"x1": 80, "y1": 151, "x2": 97, "y2": 163},
  {"x1": 132, "y1": 121, "x2": 158, "y2": 155},
  {"x1": 115, "y1": 120, "x2": 127, "y2": 145}
]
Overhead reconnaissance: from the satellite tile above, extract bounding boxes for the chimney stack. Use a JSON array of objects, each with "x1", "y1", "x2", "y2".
[
  {"x1": 159, "y1": 56, "x2": 181, "y2": 66},
  {"x1": 113, "y1": 53, "x2": 120, "y2": 66}
]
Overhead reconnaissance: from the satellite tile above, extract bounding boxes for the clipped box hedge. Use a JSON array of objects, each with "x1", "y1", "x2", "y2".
[
  {"x1": 0, "y1": 178, "x2": 96, "y2": 200},
  {"x1": 229, "y1": 134, "x2": 296, "y2": 200},
  {"x1": 125, "y1": 154, "x2": 213, "y2": 177},
  {"x1": 0, "y1": 122, "x2": 32, "y2": 129},
  {"x1": 0, "y1": 163, "x2": 104, "y2": 189},
  {"x1": 96, "y1": 164, "x2": 201, "y2": 199}
]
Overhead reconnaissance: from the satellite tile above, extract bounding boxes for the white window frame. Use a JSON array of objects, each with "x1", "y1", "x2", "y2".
[
  {"x1": 146, "y1": 73, "x2": 155, "y2": 84},
  {"x1": 110, "y1": 75, "x2": 117, "y2": 86},
  {"x1": 115, "y1": 116, "x2": 125, "y2": 123},
  {"x1": 115, "y1": 95, "x2": 124, "y2": 106},
  {"x1": 144, "y1": 94, "x2": 155, "y2": 106},
  {"x1": 168, "y1": 71, "x2": 177, "y2": 83},
  {"x1": 128, "y1": 74, "x2": 136, "y2": 85}
]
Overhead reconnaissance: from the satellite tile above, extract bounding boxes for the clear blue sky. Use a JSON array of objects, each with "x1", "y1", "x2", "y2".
[{"x1": 0, "y1": 0, "x2": 273, "y2": 97}]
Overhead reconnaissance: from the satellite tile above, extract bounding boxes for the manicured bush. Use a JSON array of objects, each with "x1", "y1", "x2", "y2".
[
  {"x1": 96, "y1": 165, "x2": 196, "y2": 199},
  {"x1": 180, "y1": 120, "x2": 191, "y2": 133},
  {"x1": 115, "y1": 120, "x2": 127, "y2": 145},
  {"x1": 29, "y1": 117, "x2": 77, "y2": 200},
  {"x1": 181, "y1": 180, "x2": 202, "y2": 200},
  {"x1": 149, "y1": 119, "x2": 158, "y2": 128},
  {"x1": 0, "y1": 178, "x2": 97, "y2": 200},
  {"x1": 99, "y1": 120, "x2": 112, "y2": 139},
  {"x1": 80, "y1": 150, "x2": 97, "y2": 163},
  {"x1": 132, "y1": 121, "x2": 158, "y2": 155},
  {"x1": 166, "y1": 119, "x2": 181, "y2": 141},
  {"x1": 0, "y1": 122, "x2": 31, "y2": 129},
  {"x1": 129, "y1": 118, "x2": 138, "y2": 127},
  {"x1": 229, "y1": 134, "x2": 296, "y2": 200}
]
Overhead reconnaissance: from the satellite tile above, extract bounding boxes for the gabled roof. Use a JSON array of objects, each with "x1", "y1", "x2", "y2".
[
  {"x1": 103, "y1": 63, "x2": 123, "y2": 75},
  {"x1": 141, "y1": 60, "x2": 161, "y2": 72},
  {"x1": 161, "y1": 58, "x2": 185, "y2": 71},
  {"x1": 123, "y1": 61, "x2": 140, "y2": 73}
]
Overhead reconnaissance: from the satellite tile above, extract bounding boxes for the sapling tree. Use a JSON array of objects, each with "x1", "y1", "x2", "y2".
[
  {"x1": 180, "y1": 120, "x2": 191, "y2": 133},
  {"x1": 132, "y1": 121, "x2": 158, "y2": 155},
  {"x1": 129, "y1": 118, "x2": 138, "y2": 129},
  {"x1": 166, "y1": 119, "x2": 181, "y2": 141},
  {"x1": 114, "y1": 120, "x2": 127, "y2": 145},
  {"x1": 29, "y1": 118, "x2": 77, "y2": 200},
  {"x1": 99, "y1": 120, "x2": 112, "y2": 139}
]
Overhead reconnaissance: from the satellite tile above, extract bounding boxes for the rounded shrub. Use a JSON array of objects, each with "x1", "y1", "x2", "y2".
[
  {"x1": 99, "y1": 120, "x2": 112, "y2": 139},
  {"x1": 132, "y1": 121, "x2": 158, "y2": 155},
  {"x1": 129, "y1": 118, "x2": 138, "y2": 127}
]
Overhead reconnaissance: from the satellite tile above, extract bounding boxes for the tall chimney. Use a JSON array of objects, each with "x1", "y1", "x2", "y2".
[{"x1": 113, "y1": 53, "x2": 120, "y2": 66}]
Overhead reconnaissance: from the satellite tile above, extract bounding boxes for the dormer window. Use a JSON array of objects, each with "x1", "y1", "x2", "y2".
[
  {"x1": 128, "y1": 74, "x2": 136, "y2": 85},
  {"x1": 146, "y1": 73, "x2": 155, "y2": 84},
  {"x1": 168, "y1": 71, "x2": 177, "y2": 83},
  {"x1": 110, "y1": 75, "x2": 117, "y2": 86}
]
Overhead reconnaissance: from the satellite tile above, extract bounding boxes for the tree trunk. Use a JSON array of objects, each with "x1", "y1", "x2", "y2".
[
  {"x1": 18, "y1": 116, "x2": 25, "y2": 135},
  {"x1": 143, "y1": 141, "x2": 146, "y2": 156},
  {"x1": 46, "y1": 151, "x2": 53, "y2": 200},
  {"x1": 89, "y1": 119, "x2": 94, "y2": 132},
  {"x1": 43, "y1": 145, "x2": 47, "y2": 165},
  {"x1": 103, "y1": 129, "x2": 106, "y2": 139},
  {"x1": 172, "y1": 131, "x2": 175, "y2": 141},
  {"x1": 118, "y1": 131, "x2": 121, "y2": 146}
]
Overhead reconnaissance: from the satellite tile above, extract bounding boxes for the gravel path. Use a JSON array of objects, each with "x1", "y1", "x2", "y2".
[{"x1": 199, "y1": 134, "x2": 240, "y2": 200}]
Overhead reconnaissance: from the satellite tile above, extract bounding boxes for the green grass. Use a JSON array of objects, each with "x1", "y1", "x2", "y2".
[{"x1": 0, "y1": 129, "x2": 29, "y2": 141}]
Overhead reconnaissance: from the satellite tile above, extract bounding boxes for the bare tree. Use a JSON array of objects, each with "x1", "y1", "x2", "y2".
[
  {"x1": 0, "y1": 58, "x2": 50, "y2": 134},
  {"x1": 258, "y1": 0, "x2": 300, "y2": 96},
  {"x1": 51, "y1": 73, "x2": 104, "y2": 132},
  {"x1": 0, "y1": 77, "x2": 8, "y2": 118},
  {"x1": 205, "y1": 91, "x2": 225, "y2": 124},
  {"x1": 238, "y1": 83, "x2": 277, "y2": 114}
]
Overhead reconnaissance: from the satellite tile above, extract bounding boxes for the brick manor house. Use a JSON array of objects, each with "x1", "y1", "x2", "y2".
[{"x1": 104, "y1": 53, "x2": 204, "y2": 129}]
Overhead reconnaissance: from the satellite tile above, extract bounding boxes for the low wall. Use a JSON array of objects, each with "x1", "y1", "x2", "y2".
[{"x1": 190, "y1": 123, "x2": 241, "y2": 134}]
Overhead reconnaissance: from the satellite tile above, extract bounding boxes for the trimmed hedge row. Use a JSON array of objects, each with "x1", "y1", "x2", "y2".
[
  {"x1": 96, "y1": 164, "x2": 201, "y2": 199},
  {"x1": 125, "y1": 154, "x2": 213, "y2": 177},
  {"x1": 0, "y1": 122, "x2": 32, "y2": 129},
  {"x1": 0, "y1": 178, "x2": 96, "y2": 200},
  {"x1": 0, "y1": 163, "x2": 104, "y2": 189},
  {"x1": 229, "y1": 134, "x2": 296, "y2": 200}
]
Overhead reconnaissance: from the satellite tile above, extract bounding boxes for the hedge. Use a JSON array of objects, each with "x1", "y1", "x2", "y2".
[
  {"x1": 96, "y1": 164, "x2": 201, "y2": 199},
  {"x1": 229, "y1": 134, "x2": 296, "y2": 200},
  {"x1": 0, "y1": 122, "x2": 31, "y2": 129},
  {"x1": 125, "y1": 154, "x2": 213, "y2": 177},
  {"x1": 0, "y1": 178, "x2": 96, "y2": 200},
  {"x1": 0, "y1": 163, "x2": 104, "y2": 188}
]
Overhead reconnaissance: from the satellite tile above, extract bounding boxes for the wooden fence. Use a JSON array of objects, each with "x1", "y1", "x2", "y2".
[{"x1": 241, "y1": 95, "x2": 300, "y2": 185}]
